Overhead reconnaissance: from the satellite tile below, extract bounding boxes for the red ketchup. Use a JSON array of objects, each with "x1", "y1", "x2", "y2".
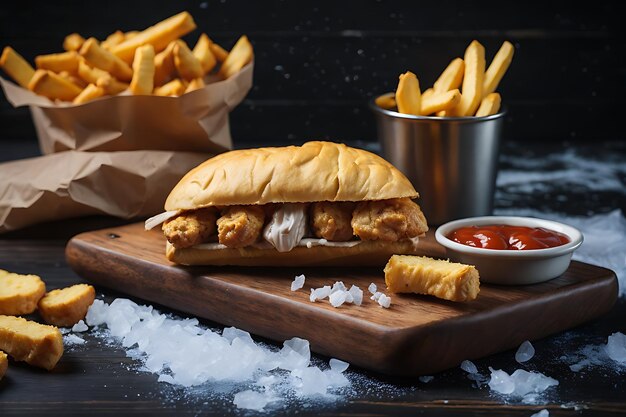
[{"x1": 448, "y1": 225, "x2": 570, "y2": 250}]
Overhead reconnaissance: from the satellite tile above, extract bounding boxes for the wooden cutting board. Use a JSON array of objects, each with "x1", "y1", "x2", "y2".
[{"x1": 65, "y1": 222, "x2": 618, "y2": 377}]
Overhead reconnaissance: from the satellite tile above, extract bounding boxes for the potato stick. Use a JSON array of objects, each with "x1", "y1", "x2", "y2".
[
  {"x1": 96, "y1": 75, "x2": 129, "y2": 95},
  {"x1": 449, "y1": 40, "x2": 485, "y2": 116},
  {"x1": 483, "y1": 41, "x2": 514, "y2": 97},
  {"x1": 218, "y1": 35, "x2": 254, "y2": 79},
  {"x1": 63, "y1": 33, "x2": 85, "y2": 52},
  {"x1": 28, "y1": 69, "x2": 82, "y2": 101},
  {"x1": 35, "y1": 51, "x2": 80, "y2": 73},
  {"x1": 184, "y1": 77, "x2": 205, "y2": 93},
  {"x1": 101, "y1": 30, "x2": 125, "y2": 50},
  {"x1": 475, "y1": 92, "x2": 501, "y2": 117},
  {"x1": 72, "y1": 83, "x2": 106, "y2": 104},
  {"x1": 80, "y1": 38, "x2": 133, "y2": 82},
  {"x1": 111, "y1": 11, "x2": 196, "y2": 63},
  {"x1": 130, "y1": 45, "x2": 155, "y2": 95},
  {"x1": 421, "y1": 88, "x2": 434, "y2": 100},
  {"x1": 433, "y1": 57, "x2": 464, "y2": 93},
  {"x1": 375, "y1": 94, "x2": 396, "y2": 110},
  {"x1": 193, "y1": 34, "x2": 217, "y2": 74},
  {"x1": 420, "y1": 89, "x2": 461, "y2": 115},
  {"x1": 77, "y1": 60, "x2": 110, "y2": 84},
  {"x1": 395, "y1": 71, "x2": 421, "y2": 116},
  {"x1": 173, "y1": 40, "x2": 203, "y2": 81},
  {"x1": 153, "y1": 78, "x2": 185, "y2": 96},
  {"x1": 209, "y1": 41, "x2": 229, "y2": 63},
  {"x1": 58, "y1": 70, "x2": 87, "y2": 88},
  {"x1": 154, "y1": 41, "x2": 176, "y2": 86},
  {"x1": 0, "y1": 47, "x2": 35, "y2": 88}
]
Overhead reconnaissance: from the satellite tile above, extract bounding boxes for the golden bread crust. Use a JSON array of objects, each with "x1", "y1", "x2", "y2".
[
  {"x1": 166, "y1": 240, "x2": 426, "y2": 267},
  {"x1": 164, "y1": 141, "x2": 418, "y2": 211}
]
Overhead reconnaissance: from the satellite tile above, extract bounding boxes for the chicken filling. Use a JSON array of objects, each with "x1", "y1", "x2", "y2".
[{"x1": 162, "y1": 198, "x2": 428, "y2": 250}]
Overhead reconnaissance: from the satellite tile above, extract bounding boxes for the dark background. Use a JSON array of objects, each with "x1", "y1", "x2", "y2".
[{"x1": 1, "y1": 0, "x2": 624, "y2": 149}]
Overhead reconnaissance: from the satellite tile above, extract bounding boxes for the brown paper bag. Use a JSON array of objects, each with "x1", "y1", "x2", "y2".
[
  {"x1": 0, "y1": 63, "x2": 253, "y2": 154},
  {"x1": 0, "y1": 151, "x2": 210, "y2": 233}
]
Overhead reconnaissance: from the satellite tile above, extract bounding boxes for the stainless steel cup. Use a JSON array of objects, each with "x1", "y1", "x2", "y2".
[{"x1": 370, "y1": 94, "x2": 506, "y2": 226}]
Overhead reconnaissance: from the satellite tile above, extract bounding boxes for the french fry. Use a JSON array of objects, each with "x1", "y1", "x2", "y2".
[
  {"x1": 420, "y1": 89, "x2": 461, "y2": 115},
  {"x1": 124, "y1": 31, "x2": 139, "y2": 39},
  {"x1": 77, "y1": 59, "x2": 110, "y2": 84},
  {"x1": 0, "y1": 47, "x2": 35, "y2": 88},
  {"x1": 35, "y1": 51, "x2": 80, "y2": 73},
  {"x1": 218, "y1": 35, "x2": 253, "y2": 79},
  {"x1": 421, "y1": 88, "x2": 434, "y2": 100},
  {"x1": 130, "y1": 44, "x2": 155, "y2": 95},
  {"x1": 375, "y1": 93, "x2": 396, "y2": 110},
  {"x1": 448, "y1": 40, "x2": 485, "y2": 116},
  {"x1": 96, "y1": 75, "x2": 129, "y2": 95},
  {"x1": 80, "y1": 38, "x2": 133, "y2": 82},
  {"x1": 395, "y1": 71, "x2": 421, "y2": 116},
  {"x1": 209, "y1": 41, "x2": 228, "y2": 62},
  {"x1": 63, "y1": 33, "x2": 85, "y2": 52},
  {"x1": 28, "y1": 69, "x2": 82, "y2": 101},
  {"x1": 101, "y1": 30, "x2": 125, "y2": 50},
  {"x1": 153, "y1": 78, "x2": 185, "y2": 96},
  {"x1": 173, "y1": 40, "x2": 203, "y2": 81},
  {"x1": 154, "y1": 41, "x2": 176, "y2": 86},
  {"x1": 111, "y1": 11, "x2": 197, "y2": 63},
  {"x1": 433, "y1": 57, "x2": 464, "y2": 93},
  {"x1": 73, "y1": 83, "x2": 106, "y2": 104},
  {"x1": 475, "y1": 92, "x2": 501, "y2": 117},
  {"x1": 184, "y1": 77, "x2": 205, "y2": 93},
  {"x1": 58, "y1": 70, "x2": 87, "y2": 88},
  {"x1": 483, "y1": 41, "x2": 514, "y2": 97},
  {"x1": 193, "y1": 33, "x2": 217, "y2": 73}
]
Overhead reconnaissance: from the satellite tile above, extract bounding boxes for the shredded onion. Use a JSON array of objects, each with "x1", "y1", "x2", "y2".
[{"x1": 144, "y1": 210, "x2": 180, "y2": 230}]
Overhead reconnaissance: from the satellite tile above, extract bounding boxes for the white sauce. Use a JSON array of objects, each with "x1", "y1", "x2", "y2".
[{"x1": 262, "y1": 203, "x2": 308, "y2": 252}]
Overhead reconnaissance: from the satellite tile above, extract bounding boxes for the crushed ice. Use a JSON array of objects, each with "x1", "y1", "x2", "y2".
[
  {"x1": 568, "y1": 332, "x2": 626, "y2": 372},
  {"x1": 291, "y1": 274, "x2": 306, "y2": 291},
  {"x1": 85, "y1": 298, "x2": 350, "y2": 411},
  {"x1": 487, "y1": 367, "x2": 559, "y2": 399}
]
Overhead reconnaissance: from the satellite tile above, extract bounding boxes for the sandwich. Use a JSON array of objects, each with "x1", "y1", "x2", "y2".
[{"x1": 145, "y1": 141, "x2": 429, "y2": 266}]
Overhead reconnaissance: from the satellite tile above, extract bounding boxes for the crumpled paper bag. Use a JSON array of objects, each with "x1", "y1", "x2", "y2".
[
  {"x1": 0, "y1": 150, "x2": 210, "y2": 233},
  {"x1": 0, "y1": 63, "x2": 253, "y2": 154}
]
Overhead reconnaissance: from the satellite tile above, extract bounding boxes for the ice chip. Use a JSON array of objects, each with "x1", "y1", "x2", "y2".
[
  {"x1": 331, "y1": 281, "x2": 347, "y2": 294},
  {"x1": 329, "y1": 358, "x2": 349, "y2": 373},
  {"x1": 85, "y1": 299, "x2": 107, "y2": 326},
  {"x1": 368, "y1": 283, "x2": 377, "y2": 294},
  {"x1": 279, "y1": 337, "x2": 311, "y2": 370},
  {"x1": 64, "y1": 333, "x2": 85, "y2": 345},
  {"x1": 158, "y1": 374, "x2": 175, "y2": 384},
  {"x1": 515, "y1": 340, "x2": 535, "y2": 363},
  {"x1": 72, "y1": 320, "x2": 88, "y2": 333},
  {"x1": 530, "y1": 409, "x2": 549, "y2": 417},
  {"x1": 348, "y1": 285, "x2": 363, "y2": 306},
  {"x1": 329, "y1": 290, "x2": 348, "y2": 307},
  {"x1": 606, "y1": 332, "x2": 626, "y2": 363},
  {"x1": 419, "y1": 375, "x2": 434, "y2": 383},
  {"x1": 370, "y1": 291, "x2": 382, "y2": 301},
  {"x1": 488, "y1": 367, "x2": 515, "y2": 394},
  {"x1": 291, "y1": 274, "x2": 306, "y2": 291},
  {"x1": 222, "y1": 327, "x2": 253, "y2": 345},
  {"x1": 295, "y1": 366, "x2": 329, "y2": 396},
  {"x1": 309, "y1": 285, "x2": 331, "y2": 302},
  {"x1": 233, "y1": 389, "x2": 276, "y2": 411},
  {"x1": 324, "y1": 369, "x2": 350, "y2": 387},
  {"x1": 461, "y1": 360, "x2": 478, "y2": 374},
  {"x1": 378, "y1": 293, "x2": 391, "y2": 308}
]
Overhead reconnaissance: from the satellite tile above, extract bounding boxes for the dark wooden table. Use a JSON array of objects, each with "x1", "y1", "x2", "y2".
[{"x1": 1, "y1": 140, "x2": 625, "y2": 416}]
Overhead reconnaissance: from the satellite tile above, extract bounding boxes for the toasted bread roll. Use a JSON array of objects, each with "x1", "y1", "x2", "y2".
[
  {"x1": 385, "y1": 255, "x2": 480, "y2": 302},
  {"x1": 0, "y1": 315, "x2": 63, "y2": 370},
  {"x1": 0, "y1": 269, "x2": 46, "y2": 315},
  {"x1": 38, "y1": 284, "x2": 96, "y2": 327},
  {"x1": 0, "y1": 351, "x2": 7, "y2": 380}
]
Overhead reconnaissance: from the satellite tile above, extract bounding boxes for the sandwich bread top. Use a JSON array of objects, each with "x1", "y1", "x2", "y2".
[{"x1": 165, "y1": 141, "x2": 418, "y2": 211}]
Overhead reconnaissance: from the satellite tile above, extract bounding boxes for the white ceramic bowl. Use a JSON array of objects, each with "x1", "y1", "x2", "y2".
[{"x1": 435, "y1": 216, "x2": 584, "y2": 285}]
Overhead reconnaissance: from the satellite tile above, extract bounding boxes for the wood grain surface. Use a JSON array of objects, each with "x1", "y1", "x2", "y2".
[{"x1": 65, "y1": 222, "x2": 618, "y2": 377}]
